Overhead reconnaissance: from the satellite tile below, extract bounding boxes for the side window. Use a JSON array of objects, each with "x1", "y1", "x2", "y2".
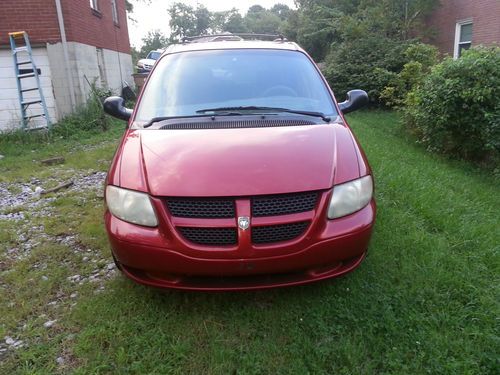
[{"x1": 454, "y1": 20, "x2": 473, "y2": 58}]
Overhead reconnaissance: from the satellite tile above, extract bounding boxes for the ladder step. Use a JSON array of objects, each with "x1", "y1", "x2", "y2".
[
  {"x1": 27, "y1": 126, "x2": 49, "y2": 131},
  {"x1": 18, "y1": 72, "x2": 35, "y2": 79},
  {"x1": 21, "y1": 87, "x2": 39, "y2": 93},
  {"x1": 10, "y1": 31, "x2": 51, "y2": 129},
  {"x1": 24, "y1": 114, "x2": 46, "y2": 120},
  {"x1": 9, "y1": 31, "x2": 27, "y2": 38},
  {"x1": 22, "y1": 99, "x2": 42, "y2": 106}
]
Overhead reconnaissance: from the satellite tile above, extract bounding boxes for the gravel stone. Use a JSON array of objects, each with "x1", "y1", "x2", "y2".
[{"x1": 43, "y1": 320, "x2": 57, "y2": 328}]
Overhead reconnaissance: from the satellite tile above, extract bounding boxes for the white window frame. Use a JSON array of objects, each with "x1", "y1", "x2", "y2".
[
  {"x1": 111, "y1": 0, "x2": 119, "y2": 24},
  {"x1": 454, "y1": 19, "x2": 473, "y2": 59},
  {"x1": 89, "y1": 0, "x2": 100, "y2": 12}
]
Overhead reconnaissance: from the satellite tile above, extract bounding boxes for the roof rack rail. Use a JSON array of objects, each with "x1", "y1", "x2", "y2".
[{"x1": 182, "y1": 33, "x2": 288, "y2": 43}]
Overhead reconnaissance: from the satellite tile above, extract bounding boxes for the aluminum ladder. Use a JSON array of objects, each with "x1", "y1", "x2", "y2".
[{"x1": 8, "y1": 31, "x2": 51, "y2": 129}]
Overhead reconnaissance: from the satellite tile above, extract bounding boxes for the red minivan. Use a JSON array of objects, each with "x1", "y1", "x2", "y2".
[{"x1": 103, "y1": 35, "x2": 375, "y2": 291}]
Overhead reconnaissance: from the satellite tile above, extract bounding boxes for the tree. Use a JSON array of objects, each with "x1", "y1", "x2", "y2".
[
  {"x1": 168, "y1": 3, "x2": 197, "y2": 42},
  {"x1": 194, "y1": 5, "x2": 211, "y2": 35},
  {"x1": 270, "y1": 3, "x2": 292, "y2": 21},
  {"x1": 244, "y1": 6, "x2": 282, "y2": 34},
  {"x1": 211, "y1": 9, "x2": 248, "y2": 33},
  {"x1": 139, "y1": 30, "x2": 168, "y2": 57},
  {"x1": 224, "y1": 11, "x2": 248, "y2": 33},
  {"x1": 292, "y1": 0, "x2": 438, "y2": 61}
]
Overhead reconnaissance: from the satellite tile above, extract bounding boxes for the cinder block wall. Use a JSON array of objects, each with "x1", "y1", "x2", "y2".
[{"x1": 0, "y1": 47, "x2": 58, "y2": 131}]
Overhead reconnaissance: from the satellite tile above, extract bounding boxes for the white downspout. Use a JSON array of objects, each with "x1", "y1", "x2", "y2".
[{"x1": 54, "y1": 0, "x2": 76, "y2": 108}]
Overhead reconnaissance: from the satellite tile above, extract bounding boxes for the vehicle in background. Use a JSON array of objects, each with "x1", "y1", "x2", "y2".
[{"x1": 136, "y1": 49, "x2": 162, "y2": 73}]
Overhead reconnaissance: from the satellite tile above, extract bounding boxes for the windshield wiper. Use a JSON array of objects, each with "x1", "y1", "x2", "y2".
[
  {"x1": 196, "y1": 106, "x2": 331, "y2": 122},
  {"x1": 142, "y1": 112, "x2": 243, "y2": 128}
]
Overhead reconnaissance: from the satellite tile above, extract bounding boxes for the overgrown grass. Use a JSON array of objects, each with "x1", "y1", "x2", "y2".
[
  {"x1": 0, "y1": 111, "x2": 498, "y2": 374},
  {"x1": 0, "y1": 97, "x2": 124, "y2": 183}
]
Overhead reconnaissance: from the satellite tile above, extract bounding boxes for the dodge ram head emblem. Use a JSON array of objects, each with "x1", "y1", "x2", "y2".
[{"x1": 238, "y1": 216, "x2": 250, "y2": 230}]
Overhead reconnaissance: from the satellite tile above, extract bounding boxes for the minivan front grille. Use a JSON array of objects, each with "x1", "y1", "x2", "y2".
[
  {"x1": 168, "y1": 192, "x2": 318, "y2": 247},
  {"x1": 252, "y1": 221, "x2": 310, "y2": 244},
  {"x1": 178, "y1": 227, "x2": 237, "y2": 246},
  {"x1": 252, "y1": 192, "x2": 318, "y2": 217},
  {"x1": 167, "y1": 198, "x2": 235, "y2": 218}
]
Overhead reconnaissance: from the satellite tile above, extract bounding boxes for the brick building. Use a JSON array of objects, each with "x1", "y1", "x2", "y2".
[
  {"x1": 426, "y1": 0, "x2": 500, "y2": 58},
  {"x1": 0, "y1": 0, "x2": 133, "y2": 131}
]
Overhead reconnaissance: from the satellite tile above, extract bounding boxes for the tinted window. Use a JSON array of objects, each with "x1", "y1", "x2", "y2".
[{"x1": 135, "y1": 49, "x2": 336, "y2": 121}]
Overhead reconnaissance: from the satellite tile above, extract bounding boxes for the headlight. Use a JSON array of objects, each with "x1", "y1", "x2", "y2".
[
  {"x1": 327, "y1": 175, "x2": 373, "y2": 219},
  {"x1": 106, "y1": 186, "x2": 158, "y2": 227},
  {"x1": 137, "y1": 62, "x2": 144, "y2": 68}
]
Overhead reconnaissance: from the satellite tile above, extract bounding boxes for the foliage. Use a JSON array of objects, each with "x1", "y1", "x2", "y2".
[
  {"x1": 211, "y1": 9, "x2": 248, "y2": 34},
  {"x1": 379, "y1": 43, "x2": 439, "y2": 107},
  {"x1": 292, "y1": 0, "x2": 439, "y2": 62},
  {"x1": 139, "y1": 30, "x2": 168, "y2": 58},
  {"x1": 166, "y1": 2, "x2": 292, "y2": 42},
  {"x1": 290, "y1": 0, "x2": 439, "y2": 105},
  {"x1": 404, "y1": 47, "x2": 500, "y2": 164},
  {"x1": 323, "y1": 36, "x2": 414, "y2": 103},
  {"x1": 244, "y1": 5, "x2": 282, "y2": 34},
  {"x1": 168, "y1": 3, "x2": 199, "y2": 41}
]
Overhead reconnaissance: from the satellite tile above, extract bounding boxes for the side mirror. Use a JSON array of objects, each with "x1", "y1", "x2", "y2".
[
  {"x1": 338, "y1": 90, "x2": 369, "y2": 114},
  {"x1": 103, "y1": 96, "x2": 133, "y2": 121}
]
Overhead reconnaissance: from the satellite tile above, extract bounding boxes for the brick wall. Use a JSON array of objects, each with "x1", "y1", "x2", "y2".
[
  {"x1": 0, "y1": 0, "x2": 61, "y2": 45},
  {"x1": 0, "y1": 0, "x2": 130, "y2": 54},
  {"x1": 61, "y1": 0, "x2": 131, "y2": 54},
  {"x1": 426, "y1": 0, "x2": 500, "y2": 56}
]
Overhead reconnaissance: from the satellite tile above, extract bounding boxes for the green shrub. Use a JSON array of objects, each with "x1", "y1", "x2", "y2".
[
  {"x1": 404, "y1": 46, "x2": 500, "y2": 164},
  {"x1": 380, "y1": 43, "x2": 439, "y2": 107},
  {"x1": 323, "y1": 37, "x2": 432, "y2": 105}
]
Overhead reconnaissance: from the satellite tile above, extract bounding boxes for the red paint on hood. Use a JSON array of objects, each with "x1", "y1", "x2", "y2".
[{"x1": 115, "y1": 123, "x2": 362, "y2": 197}]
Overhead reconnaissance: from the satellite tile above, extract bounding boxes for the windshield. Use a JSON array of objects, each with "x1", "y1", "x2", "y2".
[
  {"x1": 135, "y1": 49, "x2": 337, "y2": 122},
  {"x1": 147, "y1": 51, "x2": 161, "y2": 60}
]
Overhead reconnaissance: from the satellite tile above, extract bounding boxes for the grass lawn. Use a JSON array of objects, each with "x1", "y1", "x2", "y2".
[{"x1": 0, "y1": 111, "x2": 498, "y2": 374}]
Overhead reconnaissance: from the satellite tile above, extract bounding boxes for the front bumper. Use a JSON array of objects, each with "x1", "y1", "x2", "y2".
[
  {"x1": 136, "y1": 67, "x2": 152, "y2": 74},
  {"x1": 106, "y1": 199, "x2": 376, "y2": 291}
]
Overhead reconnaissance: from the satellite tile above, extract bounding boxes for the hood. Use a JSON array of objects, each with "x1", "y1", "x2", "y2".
[
  {"x1": 117, "y1": 124, "x2": 361, "y2": 197},
  {"x1": 138, "y1": 58, "x2": 156, "y2": 66}
]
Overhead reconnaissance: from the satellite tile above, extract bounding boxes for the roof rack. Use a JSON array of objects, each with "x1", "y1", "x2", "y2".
[{"x1": 182, "y1": 33, "x2": 288, "y2": 43}]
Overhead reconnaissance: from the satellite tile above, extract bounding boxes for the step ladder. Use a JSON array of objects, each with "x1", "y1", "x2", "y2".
[{"x1": 8, "y1": 31, "x2": 51, "y2": 130}]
